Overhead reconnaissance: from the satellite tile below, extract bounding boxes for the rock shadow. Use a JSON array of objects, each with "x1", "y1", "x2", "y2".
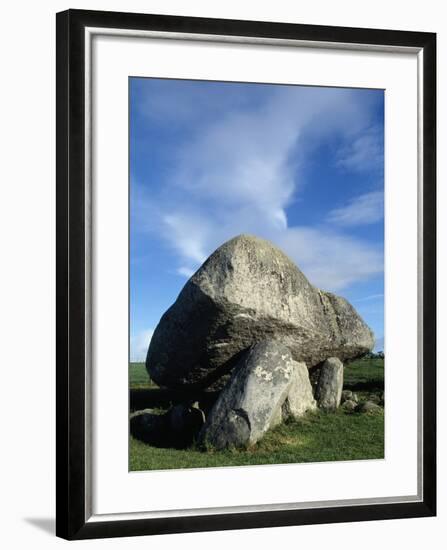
[
  {"x1": 344, "y1": 380, "x2": 384, "y2": 392},
  {"x1": 130, "y1": 388, "x2": 219, "y2": 413}
]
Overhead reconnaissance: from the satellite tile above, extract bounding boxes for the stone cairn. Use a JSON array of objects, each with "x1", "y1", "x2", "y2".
[{"x1": 131, "y1": 235, "x2": 376, "y2": 450}]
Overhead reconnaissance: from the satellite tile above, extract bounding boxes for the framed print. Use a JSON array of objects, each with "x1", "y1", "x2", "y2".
[{"x1": 56, "y1": 9, "x2": 436, "y2": 540}]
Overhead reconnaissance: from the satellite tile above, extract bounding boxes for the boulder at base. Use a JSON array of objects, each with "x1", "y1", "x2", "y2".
[
  {"x1": 357, "y1": 401, "x2": 383, "y2": 414},
  {"x1": 147, "y1": 234, "x2": 374, "y2": 389},
  {"x1": 130, "y1": 402, "x2": 206, "y2": 449},
  {"x1": 341, "y1": 399, "x2": 358, "y2": 412},
  {"x1": 169, "y1": 402, "x2": 206, "y2": 447},
  {"x1": 341, "y1": 390, "x2": 358, "y2": 404},
  {"x1": 199, "y1": 340, "x2": 295, "y2": 450},
  {"x1": 315, "y1": 357, "x2": 344, "y2": 411},
  {"x1": 130, "y1": 409, "x2": 171, "y2": 447}
]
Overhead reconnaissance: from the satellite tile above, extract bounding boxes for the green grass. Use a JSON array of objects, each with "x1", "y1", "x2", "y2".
[
  {"x1": 344, "y1": 356, "x2": 385, "y2": 402},
  {"x1": 344, "y1": 356, "x2": 385, "y2": 390},
  {"x1": 129, "y1": 357, "x2": 384, "y2": 471},
  {"x1": 129, "y1": 362, "x2": 157, "y2": 389},
  {"x1": 130, "y1": 409, "x2": 384, "y2": 471}
]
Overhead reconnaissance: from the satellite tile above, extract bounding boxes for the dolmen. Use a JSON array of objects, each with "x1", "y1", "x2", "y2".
[{"x1": 135, "y1": 234, "x2": 374, "y2": 450}]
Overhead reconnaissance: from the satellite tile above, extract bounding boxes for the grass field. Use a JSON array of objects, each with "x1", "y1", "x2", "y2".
[
  {"x1": 129, "y1": 356, "x2": 384, "y2": 471},
  {"x1": 129, "y1": 362, "x2": 156, "y2": 389}
]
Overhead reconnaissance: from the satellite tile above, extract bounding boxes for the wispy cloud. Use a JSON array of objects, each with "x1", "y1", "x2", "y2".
[
  {"x1": 336, "y1": 125, "x2": 384, "y2": 173},
  {"x1": 328, "y1": 190, "x2": 384, "y2": 227},
  {"x1": 177, "y1": 266, "x2": 195, "y2": 278},
  {"x1": 163, "y1": 213, "x2": 209, "y2": 265},
  {"x1": 130, "y1": 328, "x2": 154, "y2": 362},
  {"x1": 133, "y1": 85, "x2": 384, "y2": 292},
  {"x1": 278, "y1": 228, "x2": 383, "y2": 290}
]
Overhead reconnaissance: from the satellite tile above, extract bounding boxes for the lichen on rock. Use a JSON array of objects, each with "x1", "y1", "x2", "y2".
[{"x1": 146, "y1": 234, "x2": 374, "y2": 390}]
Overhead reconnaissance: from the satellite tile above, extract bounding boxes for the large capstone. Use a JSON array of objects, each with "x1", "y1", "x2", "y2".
[
  {"x1": 198, "y1": 340, "x2": 295, "y2": 450},
  {"x1": 147, "y1": 234, "x2": 374, "y2": 389}
]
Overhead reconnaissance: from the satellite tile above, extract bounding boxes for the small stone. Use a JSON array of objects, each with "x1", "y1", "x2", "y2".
[
  {"x1": 368, "y1": 394, "x2": 382, "y2": 404},
  {"x1": 341, "y1": 390, "x2": 353, "y2": 403},
  {"x1": 129, "y1": 409, "x2": 170, "y2": 446},
  {"x1": 357, "y1": 401, "x2": 382, "y2": 414},
  {"x1": 341, "y1": 399, "x2": 357, "y2": 412},
  {"x1": 130, "y1": 403, "x2": 206, "y2": 449}
]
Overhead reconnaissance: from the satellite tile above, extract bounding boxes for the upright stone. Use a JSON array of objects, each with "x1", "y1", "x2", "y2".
[
  {"x1": 282, "y1": 361, "x2": 317, "y2": 419},
  {"x1": 199, "y1": 340, "x2": 294, "y2": 450},
  {"x1": 315, "y1": 357, "x2": 344, "y2": 411}
]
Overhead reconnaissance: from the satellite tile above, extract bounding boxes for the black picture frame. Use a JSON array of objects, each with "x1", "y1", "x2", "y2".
[{"x1": 56, "y1": 8, "x2": 436, "y2": 540}]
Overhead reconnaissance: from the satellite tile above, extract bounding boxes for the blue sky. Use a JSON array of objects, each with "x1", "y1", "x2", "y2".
[{"x1": 130, "y1": 78, "x2": 385, "y2": 361}]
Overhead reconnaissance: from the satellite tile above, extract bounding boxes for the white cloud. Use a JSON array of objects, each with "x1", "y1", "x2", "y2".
[
  {"x1": 134, "y1": 86, "x2": 384, "y2": 291},
  {"x1": 177, "y1": 266, "x2": 195, "y2": 278},
  {"x1": 163, "y1": 213, "x2": 208, "y2": 265},
  {"x1": 157, "y1": 215, "x2": 383, "y2": 291},
  {"x1": 278, "y1": 227, "x2": 383, "y2": 290},
  {"x1": 336, "y1": 125, "x2": 383, "y2": 172},
  {"x1": 130, "y1": 328, "x2": 154, "y2": 362},
  {"x1": 170, "y1": 87, "x2": 371, "y2": 223},
  {"x1": 328, "y1": 190, "x2": 384, "y2": 227}
]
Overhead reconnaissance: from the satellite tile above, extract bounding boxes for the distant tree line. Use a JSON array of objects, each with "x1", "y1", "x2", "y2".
[{"x1": 364, "y1": 350, "x2": 385, "y2": 359}]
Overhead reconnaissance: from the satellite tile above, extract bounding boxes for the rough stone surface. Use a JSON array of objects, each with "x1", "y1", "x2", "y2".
[
  {"x1": 341, "y1": 390, "x2": 358, "y2": 404},
  {"x1": 341, "y1": 399, "x2": 358, "y2": 412},
  {"x1": 357, "y1": 401, "x2": 383, "y2": 414},
  {"x1": 282, "y1": 361, "x2": 317, "y2": 419},
  {"x1": 367, "y1": 394, "x2": 382, "y2": 404},
  {"x1": 146, "y1": 234, "x2": 374, "y2": 389},
  {"x1": 315, "y1": 357, "x2": 344, "y2": 411},
  {"x1": 341, "y1": 390, "x2": 353, "y2": 403},
  {"x1": 199, "y1": 340, "x2": 294, "y2": 450}
]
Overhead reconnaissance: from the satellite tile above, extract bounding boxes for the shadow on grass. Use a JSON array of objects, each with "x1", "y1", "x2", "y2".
[
  {"x1": 130, "y1": 388, "x2": 219, "y2": 413},
  {"x1": 130, "y1": 406, "x2": 206, "y2": 450},
  {"x1": 344, "y1": 380, "x2": 384, "y2": 392}
]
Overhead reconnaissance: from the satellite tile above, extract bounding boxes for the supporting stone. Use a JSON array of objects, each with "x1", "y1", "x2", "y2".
[{"x1": 315, "y1": 357, "x2": 343, "y2": 411}]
